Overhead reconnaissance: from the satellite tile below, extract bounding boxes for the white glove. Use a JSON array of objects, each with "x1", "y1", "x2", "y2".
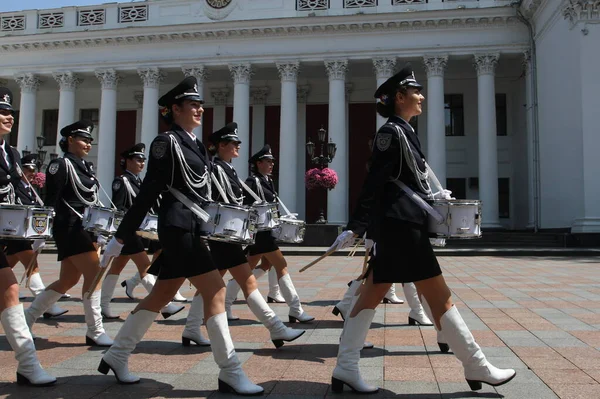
[
  {"x1": 100, "y1": 237, "x2": 124, "y2": 268},
  {"x1": 96, "y1": 235, "x2": 108, "y2": 247},
  {"x1": 32, "y1": 239, "x2": 45, "y2": 252},
  {"x1": 285, "y1": 213, "x2": 298, "y2": 220},
  {"x1": 328, "y1": 230, "x2": 356, "y2": 252},
  {"x1": 429, "y1": 238, "x2": 447, "y2": 247},
  {"x1": 364, "y1": 238, "x2": 374, "y2": 251},
  {"x1": 433, "y1": 189, "x2": 454, "y2": 200}
]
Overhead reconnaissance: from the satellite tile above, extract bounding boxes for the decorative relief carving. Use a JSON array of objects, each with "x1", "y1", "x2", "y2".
[
  {"x1": 203, "y1": 0, "x2": 236, "y2": 21},
  {"x1": 95, "y1": 69, "x2": 121, "y2": 89},
  {"x1": 14, "y1": 73, "x2": 41, "y2": 92},
  {"x1": 78, "y1": 9, "x2": 105, "y2": 26},
  {"x1": 229, "y1": 63, "x2": 252, "y2": 84},
  {"x1": 119, "y1": 6, "x2": 148, "y2": 23},
  {"x1": 345, "y1": 0, "x2": 377, "y2": 8},
  {"x1": 137, "y1": 67, "x2": 165, "y2": 88},
  {"x1": 297, "y1": 0, "x2": 328, "y2": 11},
  {"x1": 373, "y1": 57, "x2": 396, "y2": 79},
  {"x1": 423, "y1": 55, "x2": 448, "y2": 77},
  {"x1": 206, "y1": 0, "x2": 233, "y2": 9},
  {"x1": 52, "y1": 72, "x2": 81, "y2": 91},
  {"x1": 211, "y1": 88, "x2": 230, "y2": 106},
  {"x1": 276, "y1": 62, "x2": 300, "y2": 82},
  {"x1": 522, "y1": 50, "x2": 531, "y2": 74},
  {"x1": 563, "y1": 1, "x2": 600, "y2": 28},
  {"x1": 1, "y1": 15, "x2": 25, "y2": 31},
  {"x1": 38, "y1": 13, "x2": 64, "y2": 29},
  {"x1": 393, "y1": 0, "x2": 427, "y2": 4},
  {"x1": 251, "y1": 87, "x2": 270, "y2": 105},
  {"x1": 473, "y1": 53, "x2": 499, "y2": 76},
  {"x1": 325, "y1": 59, "x2": 348, "y2": 81},
  {"x1": 297, "y1": 85, "x2": 311, "y2": 103},
  {"x1": 134, "y1": 91, "x2": 144, "y2": 108},
  {"x1": 182, "y1": 65, "x2": 210, "y2": 82}
]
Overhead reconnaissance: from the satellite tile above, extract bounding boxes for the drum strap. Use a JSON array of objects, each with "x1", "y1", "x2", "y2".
[
  {"x1": 62, "y1": 199, "x2": 84, "y2": 219},
  {"x1": 168, "y1": 187, "x2": 210, "y2": 223},
  {"x1": 274, "y1": 195, "x2": 293, "y2": 217},
  {"x1": 210, "y1": 171, "x2": 230, "y2": 205},
  {"x1": 391, "y1": 180, "x2": 444, "y2": 224},
  {"x1": 238, "y1": 178, "x2": 262, "y2": 203},
  {"x1": 122, "y1": 177, "x2": 137, "y2": 207}
]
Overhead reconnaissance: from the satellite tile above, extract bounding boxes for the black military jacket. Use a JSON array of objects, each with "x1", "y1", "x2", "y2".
[
  {"x1": 45, "y1": 152, "x2": 98, "y2": 227},
  {"x1": 115, "y1": 124, "x2": 212, "y2": 241},
  {"x1": 243, "y1": 172, "x2": 277, "y2": 205},
  {"x1": 14, "y1": 180, "x2": 37, "y2": 206},
  {"x1": 112, "y1": 170, "x2": 141, "y2": 212},
  {"x1": 0, "y1": 142, "x2": 22, "y2": 204},
  {"x1": 211, "y1": 157, "x2": 244, "y2": 204},
  {"x1": 347, "y1": 116, "x2": 429, "y2": 239}
]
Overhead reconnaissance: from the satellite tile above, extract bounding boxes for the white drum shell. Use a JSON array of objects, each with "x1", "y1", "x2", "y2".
[
  {"x1": 82, "y1": 206, "x2": 123, "y2": 236},
  {"x1": 137, "y1": 214, "x2": 158, "y2": 241},
  {"x1": 0, "y1": 205, "x2": 53, "y2": 239},
  {"x1": 253, "y1": 203, "x2": 280, "y2": 231},
  {"x1": 200, "y1": 203, "x2": 257, "y2": 245},
  {"x1": 271, "y1": 217, "x2": 305, "y2": 244},
  {"x1": 428, "y1": 200, "x2": 481, "y2": 239}
]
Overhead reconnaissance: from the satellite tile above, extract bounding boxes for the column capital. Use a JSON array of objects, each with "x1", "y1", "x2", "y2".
[
  {"x1": 211, "y1": 87, "x2": 230, "y2": 106},
  {"x1": 134, "y1": 91, "x2": 144, "y2": 108},
  {"x1": 423, "y1": 54, "x2": 448, "y2": 78},
  {"x1": 250, "y1": 87, "x2": 270, "y2": 105},
  {"x1": 14, "y1": 73, "x2": 41, "y2": 93},
  {"x1": 297, "y1": 84, "x2": 310, "y2": 103},
  {"x1": 137, "y1": 67, "x2": 165, "y2": 89},
  {"x1": 182, "y1": 65, "x2": 210, "y2": 82},
  {"x1": 325, "y1": 59, "x2": 348, "y2": 81},
  {"x1": 372, "y1": 57, "x2": 396, "y2": 80},
  {"x1": 473, "y1": 53, "x2": 499, "y2": 76},
  {"x1": 95, "y1": 69, "x2": 121, "y2": 90},
  {"x1": 52, "y1": 71, "x2": 81, "y2": 91},
  {"x1": 276, "y1": 61, "x2": 300, "y2": 82},
  {"x1": 229, "y1": 63, "x2": 252, "y2": 84}
]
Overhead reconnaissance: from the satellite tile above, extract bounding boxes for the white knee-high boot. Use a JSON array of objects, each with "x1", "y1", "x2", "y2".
[
  {"x1": 383, "y1": 283, "x2": 404, "y2": 304},
  {"x1": 1, "y1": 304, "x2": 56, "y2": 386},
  {"x1": 225, "y1": 268, "x2": 266, "y2": 321},
  {"x1": 267, "y1": 268, "x2": 285, "y2": 303},
  {"x1": 84, "y1": 291, "x2": 114, "y2": 346},
  {"x1": 419, "y1": 294, "x2": 449, "y2": 353},
  {"x1": 182, "y1": 294, "x2": 211, "y2": 346},
  {"x1": 120, "y1": 272, "x2": 141, "y2": 300},
  {"x1": 331, "y1": 309, "x2": 378, "y2": 394},
  {"x1": 28, "y1": 274, "x2": 68, "y2": 319},
  {"x1": 278, "y1": 273, "x2": 314, "y2": 323},
  {"x1": 139, "y1": 274, "x2": 185, "y2": 319},
  {"x1": 206, "y1": 312, "x2": 264, "y2": 395},
  {"x1": 24, "y1": 289, "x2": 63, "y2": 332},
  {"x1": 101, "y1": 274, "x2": 121, "y2": 320},
  {"x1": 246, "y1": 290, "x2": 305, "y2": 348},
  {"x1": 332, "y1": 280, "x2": 361, "y2": 321},
  {"x1": 99, "y1": 309, "x2": 157, "y2": 384},
  {"x1": 441, "y1": 306, "x2": 516, "y2": 390},
  {"x1": 403, "y1": 283, "x2": 433, "y2": 326}
]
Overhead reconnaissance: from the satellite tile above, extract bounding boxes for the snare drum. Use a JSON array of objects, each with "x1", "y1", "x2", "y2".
[
  {"x1": 271, "y1": 216, "x2": 305, "y2": 244},
  {"x1": 428, "y1": 200, "x2": 481, "y2": 239},
  {"x1": 253, "y1": 203, "x2": 280, "y2": 231},
  {"x1": 82, "y1": 206, "x2": 124, "y2": 236},
  {"x1": 137, "y1": 214, "x2": 158, "y2": 241},
  {"x1": 200, "y1": 202, "x2": 258, "y2": 245},
  {"x1": 0, "y1": 205, "x2": 53, "y2": 239}
]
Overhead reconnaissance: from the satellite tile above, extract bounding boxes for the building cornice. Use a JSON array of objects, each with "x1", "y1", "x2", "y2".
[
  {"x1": 0, "y1": 8, "x2": 519, "y2": 54},
  {"x1": 563, "y1": 0, "x2": 600, "y2": 29}
]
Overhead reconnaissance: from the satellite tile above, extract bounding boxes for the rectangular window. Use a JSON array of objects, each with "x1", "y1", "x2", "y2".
[
  {"x1": 80, "y1": 108, "x2": 99, "y2": 124},
  {"x1": 496, "y1": 93, "x2": 507, "y2": 136},
  {"x1": 446, "y1": 178, "x2": 466, "y2": 200},
  {"x1": 444, "y1": 94, "x2": 464, "y2": 136},
  {"x1": 42, "y1": 109, "x2": 59, "y2": 147},
  {"x1": 499, "y1": 177, "x2": 510, "y2": 219}
]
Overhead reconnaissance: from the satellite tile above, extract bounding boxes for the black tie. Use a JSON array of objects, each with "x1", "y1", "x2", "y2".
[{"x1": 0, "y1": 146, "x2": 8, "y2": 169}]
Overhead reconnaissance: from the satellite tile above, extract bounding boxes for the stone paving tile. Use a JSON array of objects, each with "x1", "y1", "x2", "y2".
[{"x1": 3, "y1": 254, "x2": 600, "y2": 398}]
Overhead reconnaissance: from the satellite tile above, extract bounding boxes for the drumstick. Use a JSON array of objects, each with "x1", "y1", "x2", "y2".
[
  {"x1": 85, "y1": 246, "x2": 108, "y2": 299},
  {"x1": 299, "y1": 247, "x2": 338, "y2": 273},
  {"x1": 20, "y1": 248, "x2": 41, "y2": 287}
]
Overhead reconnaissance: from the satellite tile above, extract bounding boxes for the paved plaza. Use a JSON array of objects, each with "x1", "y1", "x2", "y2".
[{"x1": 2, "y1": 252, "x2": 600, "y2": 398}]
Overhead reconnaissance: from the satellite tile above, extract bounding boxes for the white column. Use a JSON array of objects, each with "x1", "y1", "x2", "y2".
[
  {"x1": 296, "y1": 85, "x2": 310, "y2": 221},
  {"x1": 182, "y1": 65, "x2": 209, "y2": 138},
  {"x1": 211, "y1": 88, "x2": 229, "y2": 131},
  {"x1": 95, "y1": 69, "x2": 120, "y2": 206},
  {"x1": 276, "y1": 62, "x2": 300, "y2": 213},
  {"x1": 52, "y1": 72, "x2": 81, "y2": 154},
  {"x1": 14, "y1": 73, "x2": 41, "y2": 154},
  {"x1": 229, "y1": 63, "x2": 252, "y2": 178},
  {"x1": 474, "y1": 53, "x2": 501, "y2": 228},
  {"x1": 523, "y1": 51, "x2": 535, "y2": 229},
  {"x1": 345, "y1": 82, "x2": 353, "y2": 138},
  {"x1": 325, "y1": 59, "x2": 349, "y2": 225},
  {"x1": 423, "y1": 55, "x2": 448, "y2": 185},
  {"x1": 250, "y1": 87, "x2": 269, "y2": 155},
  {"x1": 373, "y1": 57, "x2": 396, "y2": 130},
  {"x1": 134, "y1": 91, "x2": 144, "y2": 143},
  {"x1": 137, "y1": 67, "x2": 165, "y2": 152}
]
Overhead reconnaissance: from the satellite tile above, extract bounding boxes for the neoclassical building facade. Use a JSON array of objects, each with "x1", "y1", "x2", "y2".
[{"x1": 0, "y1": 0, "x2": 599, "y2": 234}]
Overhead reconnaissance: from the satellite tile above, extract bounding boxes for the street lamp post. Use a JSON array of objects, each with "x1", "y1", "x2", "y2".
[{"x1": 306, "y1": 126, "x2": 337, "y2": 224}]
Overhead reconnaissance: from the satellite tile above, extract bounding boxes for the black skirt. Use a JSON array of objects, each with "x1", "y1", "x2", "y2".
[
  {"x1": 246, "y1": 231, "x2": 279, "y2": 256},
  {"x1": 208, "y1": 241, "x2": 248, "y2": 270},
  {"x1": 369, "y1": 217, "x2": 442, "y2": 284},
  {"x1": 53, "y1": 219, "x2": 97, "y2": 261},
  {"x1": 3, "y1": 240, "x2": 33, "y2": 256},
  {"x1": 152, "y1": 226, "x2": 216, "y2": 280},
  {"x1": 120, "y1": 235, "x2": 146, "y2": 256}
]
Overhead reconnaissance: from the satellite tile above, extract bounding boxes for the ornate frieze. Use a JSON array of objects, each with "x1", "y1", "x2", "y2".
[
  {"x1": 39, "y1": 13, "x2": 64, "y2": 29},
  {"x1": 211, "y1": 88, "x2": 230, "y2": 106},
  {"x1": 78, "y1": 9, "x2": 105, "y2": 26},
  {"x1": 251, "y1": 87, "x2": 270, "y2": 105},
  {"x1": 119, "y1": 5, "x2": 148, "y2": 23},
  {"x1": 423, "y1": 55, "x2": 448, "y2": 78},
  {"x1": 563, "y1": 1, "x2": 600, "y2": 29},
  {"x1": 297, "y1": 0, "x2": 328, "y2": 11},
  {"x1": 229, "y1": 63, "x2": 252, "y2": 84},
  {"x1": 14, "y1": 73, "x2": 41, "y2": 92},
  {"x1": 473, "y1": 53, "x2": 499, "y2": 76},
  {"x1": 325, "y1": 59, "x2": 348, "y2": 81},
  {"x1": 52, "y1": 72, "x2": 81, "y2": 91},
  {"x1": 182, "y1": 65, "x2": 210, "y2": 82}
]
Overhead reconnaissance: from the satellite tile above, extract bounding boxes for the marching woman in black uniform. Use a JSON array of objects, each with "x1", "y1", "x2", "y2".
[
  {"x1": 225, "y1": 145, "x2": 314, "y2": 323},
  {"x1": 327, "y1": 66, "x2": 515, "y2": 393},
  {"x1": 24, "y1": 120, "x2": 113, "y2": 347},
  {"x1": 98, "y1": 77, "x2": 263, "y2": 395},
  {"x1": 4, "y1": 154, "x2": 68, "y2": 319},
  {"x1": 183, "y1": 122, "x2": 304, "y2": 348},
  {"x1": 0, "y1": 87, "x2": 56, "y2": 386},
  {"x1": 100, "y1": 144, "x2": 184, "y2": 320}
]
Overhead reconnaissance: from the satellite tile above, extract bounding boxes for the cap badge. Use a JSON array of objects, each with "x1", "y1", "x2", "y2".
[{"x1": 2, "y1": 94, "x2": 10, "y2": 103}]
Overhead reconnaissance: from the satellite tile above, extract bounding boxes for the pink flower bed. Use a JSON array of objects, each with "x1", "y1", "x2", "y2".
[
  {"x1": 31, "y1": 172, "x2": 46, "y2": 188},
  {"x1": 305, "y1": 167, "x2": 338, "y2": 190}
]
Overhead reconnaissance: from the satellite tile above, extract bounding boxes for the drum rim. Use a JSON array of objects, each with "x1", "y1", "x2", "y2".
[{"x1": 433, "y1": 199, "x2": 481, "y2": 205}]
